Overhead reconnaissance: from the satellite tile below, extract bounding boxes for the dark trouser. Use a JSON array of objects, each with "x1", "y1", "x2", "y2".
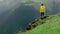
[{"x1": 41, "y1": 12, "x2": 44, "y2": 17}]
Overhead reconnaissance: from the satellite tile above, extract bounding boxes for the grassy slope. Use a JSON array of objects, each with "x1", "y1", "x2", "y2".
[{"x1": 18, "y1": 14, "x2": 60, "y2": 34}]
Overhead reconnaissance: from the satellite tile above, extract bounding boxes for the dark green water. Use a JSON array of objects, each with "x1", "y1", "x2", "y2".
[
  {"x1": 0, "y1": 3, "x2": 60, "y2": 34},
  {"x1": 0, "y1": 5, "x2": 40, "y2": 34}
]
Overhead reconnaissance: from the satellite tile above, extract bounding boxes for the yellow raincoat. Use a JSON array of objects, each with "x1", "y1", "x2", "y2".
[{"x1": 40, "y1": 5, "x2": 46, "y2": 13}]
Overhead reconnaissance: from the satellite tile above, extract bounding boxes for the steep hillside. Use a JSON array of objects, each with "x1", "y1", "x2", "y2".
[{"x1": 18, "y1": 13, "x2": 60, "y2": 34}]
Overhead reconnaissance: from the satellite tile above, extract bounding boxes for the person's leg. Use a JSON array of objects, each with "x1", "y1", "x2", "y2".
[
  {"x1": 41, "y1": 13, "x2": 42, "y2": 17},
  {"x1": 41, "y1": 12, "x2": 44, "y2": 17},
  {"x1": 42, "y1": 12, "x2": 44, "y2": 17}
]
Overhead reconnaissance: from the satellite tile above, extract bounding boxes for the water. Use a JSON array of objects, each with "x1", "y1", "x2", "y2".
[
  {"x1": 0, "y1": 3, "x2": 60, "y2": 34},
  {"x1": 0, "y1": 5, "x2": 40, "y2": 34}
]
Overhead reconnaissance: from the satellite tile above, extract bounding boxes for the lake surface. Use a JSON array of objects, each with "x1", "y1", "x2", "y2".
[
  {"x1": 0, "y1": 5, "x2": 40, "y2": 34},
  {"x1": 0, "y1": 5, "x2": 60, "y2": 34}
]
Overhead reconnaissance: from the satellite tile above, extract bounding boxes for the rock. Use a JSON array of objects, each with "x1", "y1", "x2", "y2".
[
  {"x1": 31, "y1": 23, "x2": 37, "y2": 28},
  {"x1": 41, "y1": 16, "x2": 49, "y2": 20},
  {"x1": 26, "y1": 25, "x2": 31, "y2": 30}
]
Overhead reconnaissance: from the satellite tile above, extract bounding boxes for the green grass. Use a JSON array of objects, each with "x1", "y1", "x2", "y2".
[{"x1": 18, "y1": 14, "x2": 60, "y2": 34}]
